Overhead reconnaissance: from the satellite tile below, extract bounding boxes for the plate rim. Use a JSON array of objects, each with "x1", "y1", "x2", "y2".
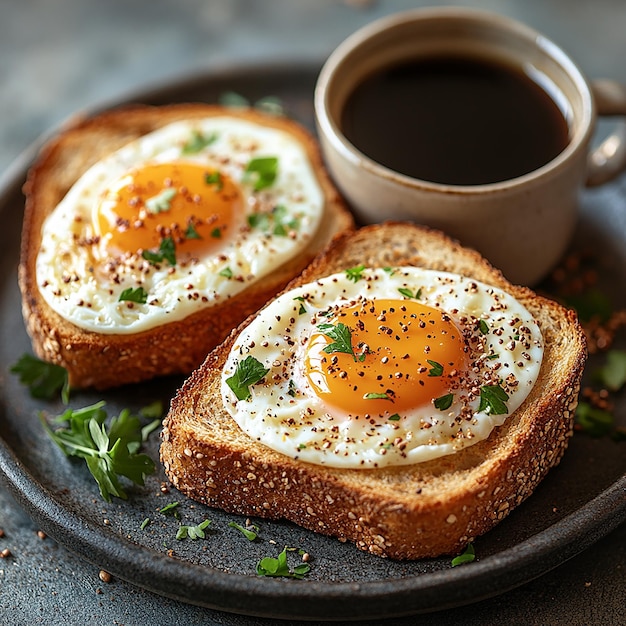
[{"x1": 1, "y1": 63, "x2": 625, "y2": 621}]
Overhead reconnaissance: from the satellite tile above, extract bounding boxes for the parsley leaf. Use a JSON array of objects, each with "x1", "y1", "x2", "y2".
[
  {"x1": 11, "y1": 354, "x2": 70, "y2": 404},
  {"x1": 256, "y1": 546, "x2": 310, "y2": 579},
  {"x1": 244, "y1": 156, "x2": 278, "y2": 191},
  {"x1": 229, "y1": 521, "x2": 259, "y2": 541},
  {"x1": 181, "y1": 130, "x2": 218, "y2": 154},
  {"x1": 319, "y1": 322, "x2": 356, "y2": 361},
  {"x1": 388, "y1": 413, "x2": 401, "y2": 421},
  {"x1": 40, "y1": 402, "x2": 156, "y2": 502},
  {"x1": 593, "y1": 349, "x2": 626, "y2": 392},
  {"x1": 434, "y1": 393, "x2": 454, "y2": 411},
  {"x1": 176, "y1": 519, "x2": 211, "y2": 540},
  {"x1": 145, "y1": 188, "x2": 176, "y2": 214},
  {"x1": 451, "y1": 543, "x2": 476, "y2": 567},
  {"x1": 226, "y1": 356, "x2": 269, "y2": 401},
  {"x1": 205, "y1": 170, "x2": 224, "y2": 191},
  {"x1": 478, "y1": 385, "x2": 509, "y2": 415},
  {"x1": 478, "y1": 319, "x2": 489, "y2": 335},
  {"x1": 427, "y1": 360, "x2": 443, "y2": 377},
  {"x1": 219, "y1": 266, "x2": 233, "y2": 278},
  {"x1": 345, "y1": 264, "x2": 366, "y2": 282},
  {"x1": 118, "y1": 286, "x2": 148, "y2": 304},
  {"x1": 142, "y1": 236, "x2": 176, "y2": 266}
]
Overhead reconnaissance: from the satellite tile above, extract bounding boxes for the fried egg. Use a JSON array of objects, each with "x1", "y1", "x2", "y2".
[
  {"x1": 220, "y1": 267, "x2": 544, "y2": 468},
  {"x1": 36, "y1": 117, "x2": 324, "y2": 333}
]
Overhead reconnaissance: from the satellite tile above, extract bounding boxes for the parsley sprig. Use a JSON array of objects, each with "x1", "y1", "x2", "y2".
[
  {"x1": 229, "y1": 521, "x2": 259, "y2": 541},
  {"x1": 256, "y1": 546, "x2": 310, "y2": 579},
  {"x1": 451, "y1": 543, "x2": 476, "y2": 567},
  {"x1": 176, "y1": 519, "x2": 211, "y2": 540},
  {"x1": 39, "y1": 401, "x2": 160, "y2": 502},
  {"x1": 10, "y1": 354, "x2": 70, "y2": 403}
]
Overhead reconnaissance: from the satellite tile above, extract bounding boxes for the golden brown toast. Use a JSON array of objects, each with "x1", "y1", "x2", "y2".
[
  {"x1": 160, "y1": 223, "x2": 587, "y2": 560},
  {"x1": 18, "y1": 104, "x2": 354, "y2": 389}
]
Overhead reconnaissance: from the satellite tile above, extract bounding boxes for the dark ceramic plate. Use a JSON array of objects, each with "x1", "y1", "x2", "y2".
[{"x1": 0, "y1": 65, "x2": 624, "y2": 621}]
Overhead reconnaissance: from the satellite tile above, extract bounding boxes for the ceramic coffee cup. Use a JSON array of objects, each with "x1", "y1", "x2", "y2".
[{"x1": 314, "y1": 7, "x2": 626, "y2": 285}]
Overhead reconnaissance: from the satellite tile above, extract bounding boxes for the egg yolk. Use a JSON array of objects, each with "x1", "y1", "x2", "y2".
[
  {"x1": 94, "y1": 161, "x2": 242, "y2": 258},
  {"x1": 304, "y1": 298, "x2": 467, "y2": 416}
]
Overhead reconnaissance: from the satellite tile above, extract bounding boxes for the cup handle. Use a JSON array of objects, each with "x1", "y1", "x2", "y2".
[{"x1": 586, "y1": 79, "x2": 626, "y2": 187}]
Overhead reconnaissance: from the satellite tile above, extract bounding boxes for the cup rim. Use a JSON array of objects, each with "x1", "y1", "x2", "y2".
[{"x1": 314, "y1": 6, "x2": 595, "y2": 194}]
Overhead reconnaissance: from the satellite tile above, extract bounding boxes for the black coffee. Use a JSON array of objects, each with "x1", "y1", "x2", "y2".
[{"x1": 340, "y1": 56, "x2": 570, "y2": 186}]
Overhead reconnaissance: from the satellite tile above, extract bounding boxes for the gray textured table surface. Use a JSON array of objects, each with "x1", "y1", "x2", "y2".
[{"x1": 1, "y1": 1, "x2": 625, "y2": 624}]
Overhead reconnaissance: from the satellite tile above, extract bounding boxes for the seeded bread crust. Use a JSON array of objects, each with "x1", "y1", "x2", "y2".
[
  {"x1": 160, "y1": 222, "x2": 587, "y2": 560},
  {"x1": 18, "y1": 104, "x2": 354, "y2": 389}
]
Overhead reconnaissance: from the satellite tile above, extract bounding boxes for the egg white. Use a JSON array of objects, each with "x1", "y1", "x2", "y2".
[
  {"x1": 221, "y1": 267, "x2": 544, "y2": 468},
  {"x1": 36, "y1": 117, "x2": 324, "y2": 333}
]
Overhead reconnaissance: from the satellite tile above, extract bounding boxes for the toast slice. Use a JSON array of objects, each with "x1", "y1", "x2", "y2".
[
  {"x1": 160, "y1": 223, "x2": 587, "y2": 560},
  {"x1": 18, "y1": 104, "x2": 354, "y2": 389}
]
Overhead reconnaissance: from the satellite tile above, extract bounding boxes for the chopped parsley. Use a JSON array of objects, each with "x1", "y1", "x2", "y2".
[
  {"x1": 478, "y1": 384, "x2": 509, "y2": 415},
  {"x1": 181, "y1": 129, "x2": 218, "y2": 155},
  {"x1": 176, "y1": 519, "x2": 211, "y2": 540},
  {"x1": 256, "y1": 546, "x2": 310, "y2": 579},
  {"x1": 140, "y1": 518, "x2": 151, "y2": 530},
  {"x1": 248, "y1": 204, "x2": 299, "y2": 236},
  {"x1": 184, "y1": 223, "x2": 202, "y2": 240},
  {"x1": 118, "y1": 286, "x2": 148, "y2": 304},
  {"x1": 145, "y1": 188, "x2": 176, "y2": 214},
  {"x1": 434, "y1": 393, "x2": 454, "y2": 411},
  {"x1": 398, "y1": 287, "x2": 421, "y2": 299},
  {"x1": 210, "y1": 227, "x2": 222, "y2": 239},
  {"x1": 388, "y1": 413, "x2": 401, "y2": 421},
  {"x1": 427, "y1": 360, "x2": 443, "y2": 377},
  {"x1": 244, "y1": 156, "x2": 278, "y2": 191},
  {"x1": 159, "y1": 502, "x2": 181, "y2": 518},
  {"x1": 228, "y1": 521, "x2": 259, "y2": 541},
  {"x1": 293, "y1": 296, "x2": 307, "y2": 315},
  {"x1": 451, "y1": 543, "x2": 476, "y2": 567},
  {"x1": 142, "y1": 236, "x2": 176, "y2": 266},
  {"x1": 226, "y1": 355, "x2": 269, "y2": 401},
  {"x1": 345, "y1": 264, "x2": 366, "y2": 282},
  {"x1": 364, "y1": 392, "x2": 391, "y2": 400},
  {"x1": 288, "y1": 379, "x2": 297, "y2": 397},
  {"x1": 205, "y1": 170, "x2": 224, "y2": 191},
  {"x1": 39, "y1": 401, "x2": 158, "y2": 502},
  {"x1": 11, "y1": 354, "x2": 70, "y2": 404},
  {"x1": 219, "y1": 266, "x2": 233, "y2": 278},
  {"x1": 478, "y1": 319, "x2": 489, "y2": 335}
]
